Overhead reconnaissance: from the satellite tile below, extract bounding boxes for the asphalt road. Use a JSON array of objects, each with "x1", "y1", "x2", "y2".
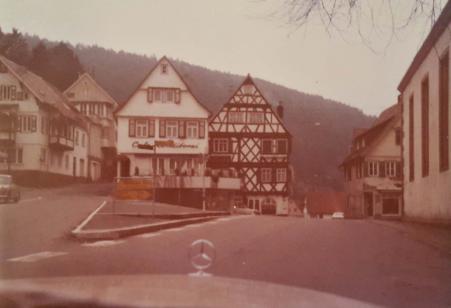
[{"x1": 1, "y1": 184, "x2": 451, "y2": 307}]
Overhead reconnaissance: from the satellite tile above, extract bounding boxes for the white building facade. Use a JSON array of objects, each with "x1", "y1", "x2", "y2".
[
  {"x1": 0, "y1": 55, "x2": 89, "y2": 186},
  {"x1": 115, "y1": 57, "x2": 210, "y2": 178},
  {"x1": 398, "y1": 3, "x2": 451, "y2": 224},
  {"x1": 64, "y1": 73, "x2": 118, "y2": 181},
  {"x1": 341, "y1": 105, "x2": 402, "y2": 218}
]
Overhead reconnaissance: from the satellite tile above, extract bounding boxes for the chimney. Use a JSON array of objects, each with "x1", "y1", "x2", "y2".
[{"x1": 276, "y1": 101, "x2": 284, "y2": 119}]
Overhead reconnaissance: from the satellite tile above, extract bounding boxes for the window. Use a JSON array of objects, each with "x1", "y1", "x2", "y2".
[
  {"x1": 276, "y1": 168, "x2": 287, "y2": 182},
  {"x1": 166, "y1": 89, "x2": 174, "y2": 102},
  {"x1": 248, "y1": 112, "x2": 264, "y2": 124},
  {"x1": 277, "y1": 139, "x2": 288, "y2": 154},
  {"x1": 186, "y1": 121, "x2": 198, "y2": 138},
  {"x1": 228, "y1": 111, "x2": 244, "y2": 123},
  {"x1": 161, "y1": 63, "x2": 168, "y2": 74},
  {"x1": 421, "y1": 76, "x2": 429, "y2": 177},
  {"x1": 385, "y1": 161, "x2": 397, "y2": 177},
  {"x1": 166, "y1": 121, "x2": 178, "y2": 138},
  {"x1": 16, "y1": 115, "x2": 37, "y2": 133},
  {"x1": 136, "y1": 119, "x2": 148, "y2": 138},
  {"x1": 16, "y1": 148, "x2": 23, "y2": 164},
  {"x1": 409, "y1": 95, "x2": 414, "y2": 182},
  {"x1": 261, "y1": 168, "x2": 272, "y2": 183},
  {"x1": 367, "y1": 161, "x2": 379, "y2": 177},
  {"x1": 213, "y1": 139, "x2": 228, "y2": 153},
  {"x1": 80, "y1": 103, "x2": 87, "y2": 114},
  {"x1": 81, "y1": 133, "x2": 86, "y2": 147},
  {"x1": 262, "y1": 139, "x2": 272, "y2": 154},
  {"x1": 0, "y1": 85, "x2": 16, "y2": 100},
  {"x1": 439, "y1": 51, "x2": 449, "y2": 172},
  {"x1": 149, "y1": 88, "x2": 177, "y2": 103},
  {"x1": 65, "y1": 155, "x2": 69, "y2": 170},
  {"x1": 155, "y1": 89, "x2": 161, "y2": 101}
]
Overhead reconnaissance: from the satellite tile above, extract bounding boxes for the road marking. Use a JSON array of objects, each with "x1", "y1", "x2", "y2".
[
  {"x1": 137, "y1": 232, "x2": 161, "y2": 238},
  {"x1": 72, "y1": 200, "x2": 107, "y2": 233},
  {"x1": 8, "y1": 251, "x2": 67, "y2": 263},
  {"x1": 82, "y1": 240, "x2": 124, "y2": 247}
]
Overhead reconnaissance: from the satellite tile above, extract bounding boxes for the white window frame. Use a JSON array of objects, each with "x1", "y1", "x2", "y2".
[
  {"x1": 368, "y1": 161, "x2": 379, "y2": 177},
  {"x1": 228, "y1": 111, "x2": 244, "y2": 123},
  {"x1": 386, "y1": 161, "x2": 397, "y2": 177},
  {"x1": 276, "y1": 168, "x2": 287, "y2": 182},
  {"x1": 248, "y1": 112, "x2": 264, "y2": 124},
  {"x1": 166, "y1": 121, "x2": 178, "y2": 138},
  {"x1": 186, "y1": 121, "x2": 198, "y2": 139},
  {"x1": 135, "y1": 119, "x2": 149, "y2": 138},
  {"x1": 261, "y1": 168, "x2": 272, "y2": 183},
  {"x1": 213, "y1": 139, "x2": 228, "y2": 153}
]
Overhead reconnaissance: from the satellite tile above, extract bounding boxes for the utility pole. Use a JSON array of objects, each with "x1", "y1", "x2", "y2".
[{"x1": 202, "y1": 151, "x2": 208, "y2": 211}]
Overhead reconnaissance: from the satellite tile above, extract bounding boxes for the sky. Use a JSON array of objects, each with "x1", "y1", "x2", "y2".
[{"x1": 0, "y1": 0, "x2": 444, "y2": 116}]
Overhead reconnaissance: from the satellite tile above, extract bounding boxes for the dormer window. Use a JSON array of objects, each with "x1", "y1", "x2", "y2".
[{"x1": 161, "y1": 63, "x2": 168, "y2": 74}]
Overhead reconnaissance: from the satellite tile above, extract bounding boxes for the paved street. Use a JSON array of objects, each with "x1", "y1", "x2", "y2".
[{"x1": 1, "y1": 184, "x2": 451, "y2": 307}]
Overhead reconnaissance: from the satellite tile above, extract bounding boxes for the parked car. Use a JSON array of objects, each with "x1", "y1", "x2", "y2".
[
  {"x1": 332, "y1": 212, "x2": 344, "y2": 219},
  {"x1": 0, "y1": 174, "x2": 20, "y2": 203}
]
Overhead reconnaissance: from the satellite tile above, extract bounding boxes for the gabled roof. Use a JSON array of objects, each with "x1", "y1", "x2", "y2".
[
  {"x1": 210, "y1": 73, "x2": 292, "y2": 137},
  {"x1": 398, "y1": 1, "x2": 451, "y2": 92},
  {"x1": 64, "y1": 72, "x2": 118, "y2": 106},
  {"x1": 114, "y1": 56, "x2": 211, "y2": 116},
  {"x1": 0, "y1": 55, "x2": 80, "y2": 122},
  {"x1": 340, "y1": 104, "x2": 400, "y2": 166}
]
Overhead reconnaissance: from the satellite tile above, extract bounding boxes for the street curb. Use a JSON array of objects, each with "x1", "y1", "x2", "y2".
[
  {"x1": 103, "y1": 211, "x2": 230, "y2": 220},
  {"x1": 72, "y1": 216, "x2": 223, "y2": 240}
]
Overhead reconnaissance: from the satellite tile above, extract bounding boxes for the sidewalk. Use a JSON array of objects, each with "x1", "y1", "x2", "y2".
[
  {"x1": 72, "y1": 200, "x2": 230, "y2": 240},
  {"x1": 371, "y1": 220, "x2": 451, "y2": 256}
]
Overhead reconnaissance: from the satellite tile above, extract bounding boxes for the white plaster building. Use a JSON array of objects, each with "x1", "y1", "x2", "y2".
[
  {"x1": 64, "y1": 73, "x2": 118, "y2": 181},
  {"x1": 0, "y1": 55, "x2": 89, "y2": 186},
  {"x1": 115, "y1": 56, "x2": 210, "y2": 177},
  {"x1": 398, "y1": 3, "x2": 451, "y2": 224},
  {"x1": 340, "y1": 105, "x2": 402, "y2": 218}
]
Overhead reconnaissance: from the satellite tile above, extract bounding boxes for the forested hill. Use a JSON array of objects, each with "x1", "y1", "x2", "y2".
[{"x1": 21, "y1": 32, "x2": 374, "y2": 191}]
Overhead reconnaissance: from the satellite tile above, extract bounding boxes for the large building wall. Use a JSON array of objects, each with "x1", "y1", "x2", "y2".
[{"x1": 401, "y1": 25, "x2": 451, "y2": 223}]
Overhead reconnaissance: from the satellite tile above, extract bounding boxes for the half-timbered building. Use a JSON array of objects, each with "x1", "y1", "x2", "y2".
[{"x1": 208, "y1": 75, "x2": 292, "y2": 215}]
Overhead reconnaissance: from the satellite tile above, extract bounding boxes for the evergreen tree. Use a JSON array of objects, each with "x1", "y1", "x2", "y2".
[
  {"x1": 45, "y1": 42, "x2": 84, "y2": 90},
  {"x1": 28, "y1": 42, "x2": 50, "y2": 77},
  {"x1": 0, "y1": 28, "x2": 30, "y2": 65}
]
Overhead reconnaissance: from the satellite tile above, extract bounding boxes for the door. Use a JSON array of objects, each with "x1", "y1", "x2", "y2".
[{"x1": 364, "y1": 192, "x2": 373, "y2": 216}]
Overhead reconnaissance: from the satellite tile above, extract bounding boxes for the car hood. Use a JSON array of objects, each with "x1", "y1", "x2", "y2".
[
  {"x1": 0, "y1": 185, "x2": 11, "y2": 189},
  {"x1": 0, "y1": 274, "x2": 378, "y2": 307}
]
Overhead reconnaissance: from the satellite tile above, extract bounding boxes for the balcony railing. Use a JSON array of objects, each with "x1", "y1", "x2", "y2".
[
  {"x1": 49, "y1": 135, "x2": 74, "y2": 151},
  {"x1": 116, "y1": 175, "x2": 241, "y2": 190}
]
